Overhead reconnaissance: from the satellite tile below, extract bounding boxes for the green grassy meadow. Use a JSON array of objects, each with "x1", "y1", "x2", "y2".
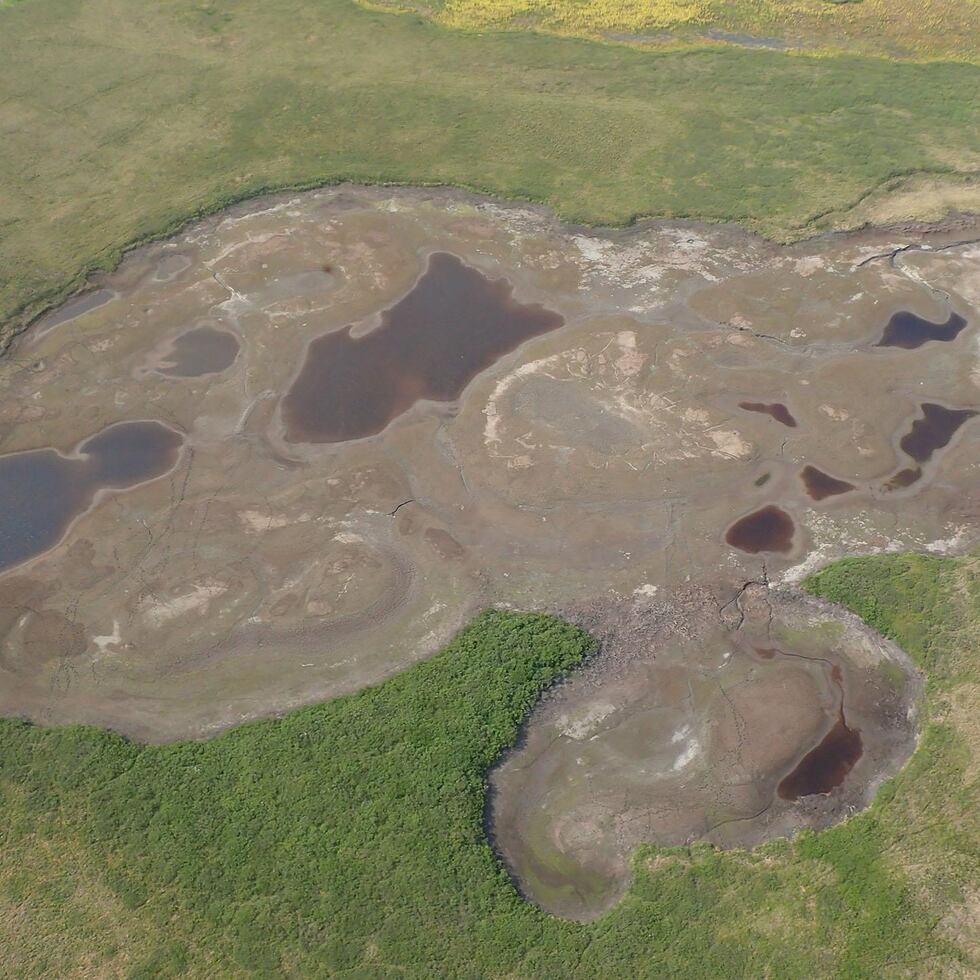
[
  {"x1": 1, "y1": 553, "x2": 978, "y2": 977},
  {"x1": 0, "y1": 0, "x2": 978, "y2": 343}
]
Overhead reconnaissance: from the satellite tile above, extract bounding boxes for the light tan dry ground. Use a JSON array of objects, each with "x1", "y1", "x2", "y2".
[{"x1": 1, "y1": 186, "x2": 977, "y2": 914}]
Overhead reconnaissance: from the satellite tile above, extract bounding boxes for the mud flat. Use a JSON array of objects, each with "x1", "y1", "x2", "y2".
[
  {"x1": 2, "y1": 186, "x2": 978, "y2": 906},
  {"x1": 876, "y1": 310, "x2": 968, "y2": 349},
  {"x1": 488, "y1": 585, "x2": 918, "y2": 919}
]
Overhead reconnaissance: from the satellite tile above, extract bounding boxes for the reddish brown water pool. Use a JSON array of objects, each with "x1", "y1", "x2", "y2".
[
  {"x1": 801, "y1": 465, "x2": 856, "y2": 501},
  {"x1": 777, "y1": 708, "x2": 863, "y2": 800},
  {"x1": 739, "y1": 401, "x2": 797, "y2": 427},
  {"x1": 281, "y1": 252, "x2": 564, "y2": 443}
]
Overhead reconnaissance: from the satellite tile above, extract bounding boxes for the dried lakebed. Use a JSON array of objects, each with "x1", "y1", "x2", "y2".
[{"x1": 3, "y1": 187, "x2": 978, "y2": 919}]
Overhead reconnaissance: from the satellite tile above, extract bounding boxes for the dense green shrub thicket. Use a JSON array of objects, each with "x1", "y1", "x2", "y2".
[{"x1": 2, "y1": 555, "x2": 978, "y2": 977}]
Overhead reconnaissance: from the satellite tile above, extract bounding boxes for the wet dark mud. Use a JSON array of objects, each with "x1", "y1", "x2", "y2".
[
  {"x1": 773, "y1": 649, "x2": 863, "y2": 800},
  {"x1": 488, "y1": 585, "x2": 919, "y2": 920}
]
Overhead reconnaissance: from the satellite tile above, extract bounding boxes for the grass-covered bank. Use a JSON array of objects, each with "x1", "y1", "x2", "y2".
[
  {"x1": 1, "y1": 0, "x2": 978, "y2": 343},
  {"x1": 363, "y1": 0, "x2": 980, "y2": 62},
  {"x1": 1, "y1": 553, "x2": 978, "y2": 977}
]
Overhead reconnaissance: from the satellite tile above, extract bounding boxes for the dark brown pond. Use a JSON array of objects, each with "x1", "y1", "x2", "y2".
[
  {"x1": 899, "y1": 403, "x2": 978, "y2": 463},
  {"x1": 0, "y1": 421, "x2": 183, "y2": 574},
  {"x1": 725, "y1": 504, "x2": 795, "y2": 554},
  {"x1": 738, "y1": 401, "x2": 797, "y2": 427},
  {"x1": 281, "y1": 253, "x2": 564, "y2": 443},
  {"x1": 884, "y1": 466, "x2": 922, "y2": 491},
  {"x1": 158, "y1": 326, "x2": 240, "y2": 378},
  {"x1": 800, "y1": 465, "x2": 855, "y2": 501},
  {"x1": 875, "y1": 311, "x2": 968, "y2": 349},
  {"x1": 777, "y1": 709, "x2": 863, "y2": 800}
]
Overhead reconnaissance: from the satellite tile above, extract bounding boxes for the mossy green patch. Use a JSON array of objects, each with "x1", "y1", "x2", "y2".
[{"x1": 772, "y1": 618, "x2": 847, "y2": 650}]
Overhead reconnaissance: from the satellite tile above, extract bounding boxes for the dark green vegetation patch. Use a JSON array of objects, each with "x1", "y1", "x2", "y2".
[{"x1": 2, "y1": 554, "x2": 979, "y2": 976}]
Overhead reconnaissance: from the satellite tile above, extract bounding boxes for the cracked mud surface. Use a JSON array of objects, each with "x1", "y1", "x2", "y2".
[{"x1": 2, "y1": 186, "x2": 978, "y2": 915}]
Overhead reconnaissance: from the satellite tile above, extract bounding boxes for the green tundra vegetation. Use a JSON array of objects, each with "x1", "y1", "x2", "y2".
[
  {"x1": 1, "y1": 552, "x2": 978, "y2": 977},
  {"x1": 0, "y1": 0, "x2": 978, "y2": 343}
]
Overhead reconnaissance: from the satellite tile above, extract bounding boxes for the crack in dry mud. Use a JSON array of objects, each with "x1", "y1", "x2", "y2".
[
  {"x1": 853, "y1": 237, "x2": 980, "y2": 270},
  {"x1": 718, "y1": 568, "x2": 770, "y2": 631}
]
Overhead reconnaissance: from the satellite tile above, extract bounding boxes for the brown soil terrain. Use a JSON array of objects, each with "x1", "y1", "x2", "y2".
[
  {"x1": 1, "y1": 186, "x2": 977, "y2": 915},
  {"x1": 489, "y1": 585, "x2": 919, "y2": 918}
]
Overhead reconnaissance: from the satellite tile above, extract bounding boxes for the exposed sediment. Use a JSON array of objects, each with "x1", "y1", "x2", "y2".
[
  {"x1": 487, "y1": 585, "x2": 919, "y2": 919},
  {"x1": 1, "y1": 185, "x2": 977, "y2": 914}
]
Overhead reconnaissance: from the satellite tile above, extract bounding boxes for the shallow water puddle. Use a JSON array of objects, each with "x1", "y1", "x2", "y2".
[
  {"x1": 282, "y1": 252, "x2": 563, "y2": 443},
  {"x1": 157, "y1": 326, "x2": 240, "y2": 378},
  {"x1": 0, "y1": 421, "x2": 183, "y2": 574},
  {"x1": 876, "y1": 310, "x2": 968, "y2": 349},
  {"x1": 2, "y1": 187, "x2": 976, "y2": 915},
  {"x1": 884, "y1": 465, "x2": 923, "y2": 491},
  {"x1": 725, "y1": 504, "x2": 795, "y2": 553},
  {"x1": 739, "y1": 401, "x2": 797, "y2": 427},
  {"x1": 30, "y1": 288, "x2": 115, "y2": 336},
  {"x1": 899, "y1": 402, "x2": 978, "y2": 464},
  {"x1": 800, "y1": 465, "x2": 855, "y2": 501}
]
